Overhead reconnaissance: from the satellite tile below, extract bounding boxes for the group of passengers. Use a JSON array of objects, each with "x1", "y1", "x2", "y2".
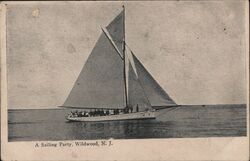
[{"x1": 69, "y1": 105, "x2": 139, "y2": 117}]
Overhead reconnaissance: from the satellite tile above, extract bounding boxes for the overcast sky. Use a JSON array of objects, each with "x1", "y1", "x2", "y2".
[{"x1": 6, "y1": 1, "x2": 247, "y2": 109}]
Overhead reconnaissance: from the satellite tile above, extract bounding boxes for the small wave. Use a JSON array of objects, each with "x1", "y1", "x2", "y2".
[
  {"x1": 8, "y1": 135, "x2": 32, "y2": 142},
  {"x1": 8, "y1": 121, "x2": 42, "y2": 125}
]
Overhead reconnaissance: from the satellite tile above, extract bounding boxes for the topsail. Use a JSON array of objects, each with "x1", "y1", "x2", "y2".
[
  {"x1": 62, "y1": 8, "x2": 177, "y2": 110},
  {"x1": 106, "y1": 9, "x2": 125, "y2": 57}
]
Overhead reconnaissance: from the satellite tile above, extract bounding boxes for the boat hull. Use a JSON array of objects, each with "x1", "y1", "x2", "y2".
[{"x1": 66, "y1": 111, "x2": 155, "y2": 122}]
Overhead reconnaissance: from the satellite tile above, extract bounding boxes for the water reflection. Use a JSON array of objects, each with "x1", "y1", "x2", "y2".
[
  {"x1": 65, "y1": 119, "x2": 180, "y2": 140},
  {"x1": 8, "y1": 105, "x2": 247, "y2": 141}
]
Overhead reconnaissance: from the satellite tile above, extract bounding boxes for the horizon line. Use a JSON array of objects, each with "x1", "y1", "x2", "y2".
[{"x1": 8, "y1": 103, "x2": 247, "y2": 110}]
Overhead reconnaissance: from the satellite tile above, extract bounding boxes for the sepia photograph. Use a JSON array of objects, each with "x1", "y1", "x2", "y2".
[
  {"x1": 0, "y1": 0, "x2": 249, "y2": 161},
  {"x1": 1, "y1": 1, "x2": 248, "y2": 160}
]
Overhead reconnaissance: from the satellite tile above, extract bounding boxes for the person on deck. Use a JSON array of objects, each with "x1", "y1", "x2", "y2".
[
  {"x1": 100, "y1": 110, "x2": 104, "y2": 116},
  {"x1": 136, "y1": 104, "x2": 139, "y2": 112}
]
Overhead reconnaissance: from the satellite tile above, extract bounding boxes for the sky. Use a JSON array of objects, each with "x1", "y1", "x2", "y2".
[{"x1": 5, "y1": 1, "x2": 247, "y2": 109}]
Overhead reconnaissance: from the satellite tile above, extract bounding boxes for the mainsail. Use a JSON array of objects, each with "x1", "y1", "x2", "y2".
[
  {"x1": 62, "y1": 7, "x2": 177, "y2": 110},
  {"x1": 63, "y1": 33, "x2": 125, "y2": 109},
  {"x1": 106, "y1": 9, "x2": 124, "y2": 56}
]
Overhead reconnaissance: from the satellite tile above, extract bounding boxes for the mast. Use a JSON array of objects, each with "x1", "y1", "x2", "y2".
[
  {"x1": 61, "y1": 6, "x2": 177, "y2": 110},
  {"x1": 123, "y1": 5, "x2": 128, "y2": 107}
]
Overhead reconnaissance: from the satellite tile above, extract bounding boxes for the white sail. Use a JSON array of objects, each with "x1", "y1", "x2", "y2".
[
  {"x1": 62, "y1": 8, "x2": 177, "y2": 110},
  {"x1": 106, "y1": 9, "x2": 124, "y2": 56},
  {"x1": 62, "y1": 33, "x2": 125, "y2": 109},
  {"x1": 105, "y1": 9, "x2": 127, "y2": 106},
  {"x1": 102, "y1": 27, "x2": 123, "y2": 59},
  {"x1": 130, "y1": 51, "x2": 177, "y2": 107},
  {"x1": 128, "y1": 61, "x2": 152, "y2": 111},
  {"x1": 126, "y1": 45, "x2": 138, "y2": 78}
]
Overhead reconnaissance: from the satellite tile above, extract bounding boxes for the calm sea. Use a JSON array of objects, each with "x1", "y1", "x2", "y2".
[{"x1": 8, "y1": 104, "x2": 246, "y2": 141}]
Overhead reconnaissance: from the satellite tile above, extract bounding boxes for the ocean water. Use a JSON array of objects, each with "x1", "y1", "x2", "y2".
[{"x1": 8, "y1": 104, "x2": 246, "y2": 141}]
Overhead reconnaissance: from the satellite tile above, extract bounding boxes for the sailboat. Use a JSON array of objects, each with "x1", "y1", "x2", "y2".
[{"x1": 60, "y1": 6, "x2": 177, "y2": 122}]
